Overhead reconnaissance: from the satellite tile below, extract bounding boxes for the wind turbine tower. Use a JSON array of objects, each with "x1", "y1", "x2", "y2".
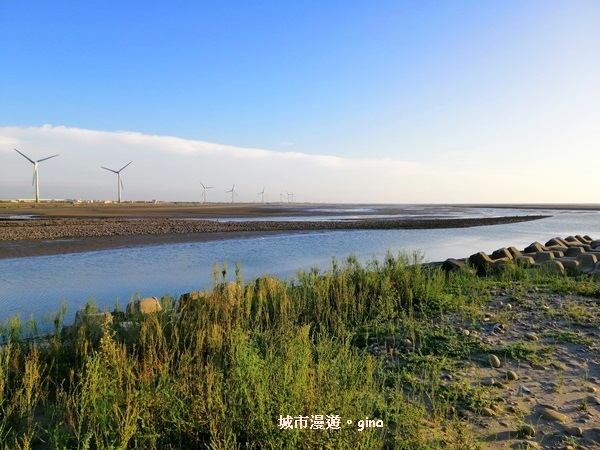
[
  {"x1": 257, "y1": 186, "x2": 265, "y2": 203},
  {"x1": 14, "y1": 148, "x2": 59, "y2": 203},
  {"x1": 226, "y1": 184, "x2": 238, "y2": 203},
  {"x1": 101, "y1": 161, "x2": 133, "y2": 203},
  {"x1": 199, "y1": 180, "x2": 214, "y2": 203}
]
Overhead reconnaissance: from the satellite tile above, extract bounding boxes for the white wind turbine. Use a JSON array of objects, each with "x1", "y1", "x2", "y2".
[
  {"x1": 101, "y1": 161, "x2": 133, "y2": 203},
  {"x1": 225, "y1": 184, "x2": 238, "y2": 203},
  {"x1": 199, "y1": 180, "x2": 214, "y2": 203},
  {"x1": 257, "y1": 186, "x2": 265, "y2": 203},
  {"x1": 14, "y1": 148, "x2": 59, "y2": 203},
  {"x1": 286, "y1": 191, "x2": 294, "y2": 203}
]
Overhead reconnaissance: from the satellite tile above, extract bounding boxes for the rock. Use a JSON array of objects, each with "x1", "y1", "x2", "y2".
[
  {"x1": 505, "y1": 370, "x2": 519, "y2": 381},
  {"x1": 126, "y1": 296, "x2": 162, "y2": 315},
  {"x1": 516, "y1": 255, "x2": 535, "y2": 267},
  {"x1": 507, "y1": 246, "x2": 523, "y2": 258},
  {"x1": 565, "y1": 425, "x2": 583, "y2": 437},
  {"x1": 481, "y1": 377, "x2": 496, "y2": 387},
  {"x1": 539, "y1": 259, "x2": 566, "y2": 274},
  {"x1": 489, "y1": 354, "x2": 502, "y2": 368},
  {"x1": 442, "y1": 258, "x2": 465, "y2": 273},
  {"x1": 468, "y1": 251, "x2": 494, "y2": 275},
  {"x1": 539, "y1": 408, "x2": 567, "y2": 422},
  {"x1": 74, "y1": 310, "x2": 113, "y2": 328},
  {"x1": 524, "y1": 242, "x2": 548, "y2": 254},
  {"x1": 402, "y1": 338, "x2": 413, "y2": 347},
  {"x1": 524, "y1": 332, "x2": 539, "y2": 341},
  {"x1": 520, "y1": 385, "x2": 532, "y2": 395},
  {"x1": 557, "y1": 257, "x2": 581, "y2": 274},
  {"x1": 533, "y1": 251, "x2": 555, "y2": 263},
  {"x1": 578, "y1": 253, "x2": 598, "y2": 272},
  {"x1": 565, "y1": 246, "x2": 585, "y2": 256},
  {"x1": 546, "y1": 237, "x2": 568, "y2": 248},
  {"x1": 586, "y1": 395, "x2": 600, "y2": 405},
  {"x1": 586, "y1": 386, "x2": 597, "y2": 394},
  {"x1": 519, "y1": 424, "x2": 536, "y2": 437},
  {"x1": 178, "y1": 291, "x2": 205, "y2": 312},
  {"x1": 481, "y1": 407, "x2": 497, "y2": 417},
  {"x1": 491, "y1": 247, "x2": 513, "y2": 260}
]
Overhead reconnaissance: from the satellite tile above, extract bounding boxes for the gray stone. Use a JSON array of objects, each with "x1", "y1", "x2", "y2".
[
  {"x1": 127, "y1": 296, "x2": 162, "y2": 315},
  {"x1": 565, "y1": 246, "x2": 586, "y2": 257},
  {"x1": 524, "y1": 242, "x2": 548, "y2": 254},
  {"x1": 519, "y1": 424, "x2": 536, "y2": 438},
  {"x1": 489, "y1": 354, "x2": 502, "y2": 368},
  {"x1": 468, "y1": 251, "x2": 494, "y2": 275},
  {"x1": 491, "y1": 247, "x2": 513, "y2": 260},
  {"x1": 533, "y1": 251, "x2": 555, "y2": 263},
  {"x1": 505, "y1": 370, "x2": 519, "y2": 381},
  {"x1": 74, "y1": 310, "x2": 113, "y2": 328},
  {"x1": 539, "y1": 408, "x2": 567, "y2": 422},
  {"x1": 442, "y1": 258, "x2": 465, "y2": 273},
  {"x1": 565, "y1": 425, "x2": 583, "y2": 437}
]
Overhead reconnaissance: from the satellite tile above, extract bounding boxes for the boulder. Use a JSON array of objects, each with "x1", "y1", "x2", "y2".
[
  {"x1": 524, "y1": 242, "x2": 547, "y2": 254},
  {"x1": 507, "y1": 247, "x2": 523, "y2": 258},
  {"x1": 516, "y1": 255, "x2": 535, "y2": 267},
  {"x1": 442, "y1": 258, "x2": 465, "y2": 273},
  {"x1": 556, "y1": 258, "x2": 581, "y2": 275},
  {"x1": 74, "y1": 310, "x2": 113, "y2": 328},
  {"x1": 490, "y1": 248, "x2": 513, "y2": 260},
  {"x1": 565, "y1": 235, "x2": 582, "y2": 244},
  {"x1": 127, "y1": 297, "x2": 162, "y2": 315},
  {"x1": 468, "y1": 252, "x2": 494, "y2": 275},
  {"x1": 538, "y1": 260, "x2": 565, "y2": 275},
  {"x1": 533, "y1": 251, "x2": 555, "y2": 263},
  {"x1": 576, "y1": 234, "x2": 591, "y2": 244},
  {"x1": 178, "y1": 291, "x2": 205, "y2": 312},
  {"x1": 577, "y1": 254, "x2": 598, "y2": 273},
  {"x1": 545, "y1": 237, "x2": 568, "y2": 248}
]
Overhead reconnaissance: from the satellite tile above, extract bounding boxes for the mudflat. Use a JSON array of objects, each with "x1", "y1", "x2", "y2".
[{"x1": 0, "y1": 202, "x2": 551, "y2": 258}]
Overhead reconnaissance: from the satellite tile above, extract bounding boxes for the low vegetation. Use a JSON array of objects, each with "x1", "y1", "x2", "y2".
[{"x1": 1, "y1": 252, "x2": 599, "y2": 449}]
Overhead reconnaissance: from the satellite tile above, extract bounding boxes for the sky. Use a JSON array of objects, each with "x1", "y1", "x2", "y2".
[{"x1": 1, "y1": 1, "x2": 599, "y2": 204}]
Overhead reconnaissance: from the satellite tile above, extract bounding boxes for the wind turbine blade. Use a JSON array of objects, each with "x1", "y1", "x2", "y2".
[
  {"x1": 101, "y1": 166, "x2": 118, "y2": 174},
  {"x1": 32, "y1": 165, "x2": 37, "y2": 186},
  {"x1": 120, "y1": 177, "x2": 124, "y2": 190},
  {"x1": 200, "y1": 181, "x2": 206, "y2": 189},
  {"x1": 37, "y1": 154, "x2": 59, "y2": 163},
  {"x1": 119, "y1": 161, "x2": 133, "y2": 172},
  {"x1": 14, "y1": 148, "x2": 35, "y2": 164}
]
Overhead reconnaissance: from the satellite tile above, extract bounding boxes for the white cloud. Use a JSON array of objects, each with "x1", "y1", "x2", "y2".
[{"x1": 0, "y1": 124, "x2": 597, "y2": 204}]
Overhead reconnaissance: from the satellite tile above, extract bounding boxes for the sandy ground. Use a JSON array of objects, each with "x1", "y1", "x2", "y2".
[
  {"x1": 0, "y1": 202, "x2": 550, "y2": 259},
  {"x1": 443, "y1": 286, "x2": 600, "y2": 449}
]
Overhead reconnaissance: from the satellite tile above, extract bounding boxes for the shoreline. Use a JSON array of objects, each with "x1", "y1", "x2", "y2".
[{"x1": 0, "y1": 214, "x2": 548, "y2": 259}]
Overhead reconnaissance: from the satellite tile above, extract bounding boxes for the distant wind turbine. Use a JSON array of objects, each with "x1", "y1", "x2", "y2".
[
  {"x1": 101, "y1": 161, "x2": 133, "y2": 203},
  {"x1": 14, "y1": 148, "x2": 59, "y2": 203},
  {"x1": 199, "y1": 180, "x2": 214, "y2": 203},
  {"x1": 257, "y1": 186, "x2": 265, "y2": 203},
  {"x1": 286, "y1": 191, "x2": 294, "y2": 203},
  {"x1": 226, "y1": 184, "x2": 238, "y2": 204}
]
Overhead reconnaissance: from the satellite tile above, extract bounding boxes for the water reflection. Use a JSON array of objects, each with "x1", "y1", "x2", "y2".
[{"x1": 0, "y1": 208, "x2": 599, "y2": 328}]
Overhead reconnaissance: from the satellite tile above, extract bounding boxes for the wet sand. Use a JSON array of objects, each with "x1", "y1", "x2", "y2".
[{"x1": 0, "y1": 202, "x2": 552, "y2": 258}]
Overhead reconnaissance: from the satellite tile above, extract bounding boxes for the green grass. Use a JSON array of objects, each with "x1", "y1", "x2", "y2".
[{"x1": 0, "y1": 253, "x2": 598, "y2": 448}]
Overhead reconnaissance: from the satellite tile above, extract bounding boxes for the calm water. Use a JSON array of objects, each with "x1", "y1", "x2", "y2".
[{"x1": 0, "y1": 206, "x2": 599, "y2": 328}]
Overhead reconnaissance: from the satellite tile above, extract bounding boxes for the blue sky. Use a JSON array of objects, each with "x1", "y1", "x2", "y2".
[{"x1": 1, "y1": 1, "x2": 599, "y2": 203}]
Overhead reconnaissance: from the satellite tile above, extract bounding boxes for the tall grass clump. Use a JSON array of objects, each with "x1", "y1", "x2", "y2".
[{"x1": 3, "y1": 250, "x2": 590, "y2": 448}]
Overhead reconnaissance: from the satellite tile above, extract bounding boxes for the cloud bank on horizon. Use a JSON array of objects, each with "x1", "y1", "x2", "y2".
[{"x1": 0, "y1": 124, "x2": 598, "y2": 204}]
